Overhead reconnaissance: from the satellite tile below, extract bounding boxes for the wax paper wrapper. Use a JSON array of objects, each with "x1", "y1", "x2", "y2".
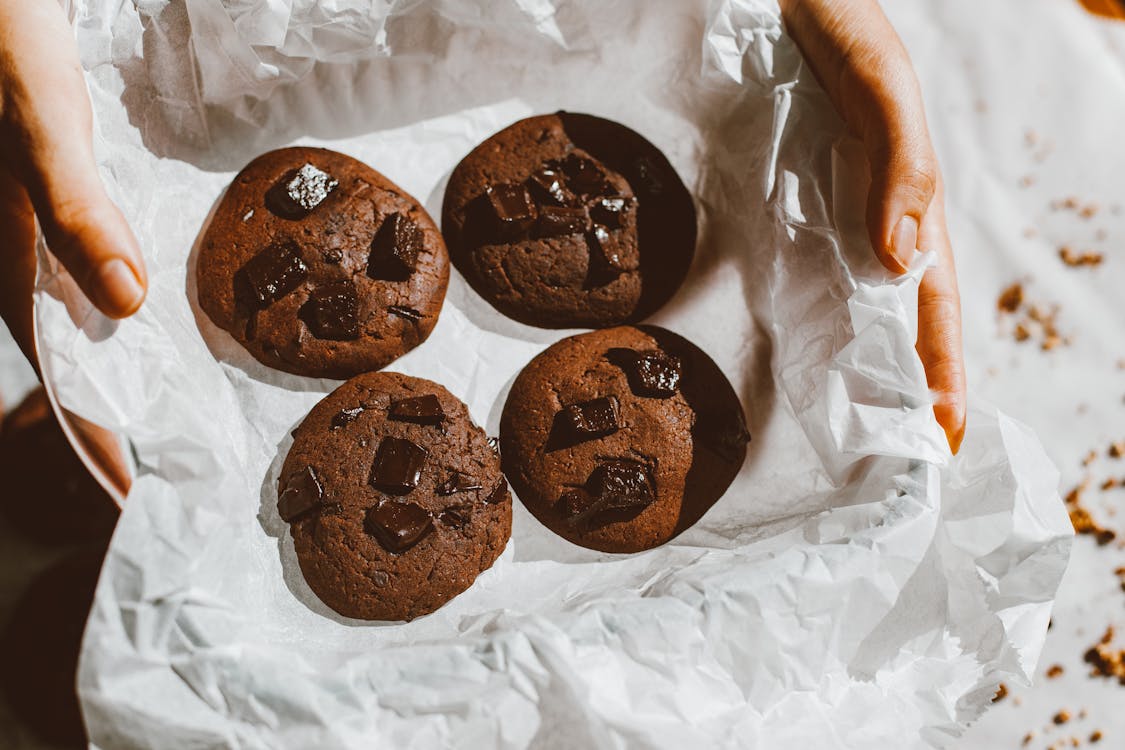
[{"x1": 33, "y1": 0, "x2": 1072, "y2": 747}]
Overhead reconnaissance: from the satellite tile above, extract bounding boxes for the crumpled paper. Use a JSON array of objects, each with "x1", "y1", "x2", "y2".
[{"x1": 32, "y1": 0, "x2": 1071, "y2": 747}]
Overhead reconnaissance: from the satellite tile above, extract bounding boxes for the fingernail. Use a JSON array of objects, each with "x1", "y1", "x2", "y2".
[
  {"x1": 891, "y1": 215, "x2": 919, "y2": 272},
  {"x1": 95, "y1": 258, "x2": 145, "y2": 316}
]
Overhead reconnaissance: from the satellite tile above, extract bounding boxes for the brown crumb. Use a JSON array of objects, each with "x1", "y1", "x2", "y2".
[
  {"x1": 999, "y1": 283, "x2": 1025, "y2": 313},
  {"x1": 1019, "y1": 175, "x2": 1036, "y2": 188},
  {"x1": 1042, "y1": 335, "x2": 1063, "y2": 351},
  {"x1": 1102, "y1": 477, "x2": 1123, "y2": 491},
  {"x1": 1091, "y1": 730, "x2": 1103, "y2": 743},
  {"x1": 1058, "y1": 247, "x2": 1104, "y2": 267},
  {"x1": 1109, "y1": 441, "x2": 1124, "y2": 459},
  {"x1": 1046, "y1": 664, "x2": 1065, "y2": 679},
  {"x1": 1079, "y1": 203, "x2": 1099, "y2": 219},
  {"x1": 993, "y1": 682, "x2": 1008, "y2": 702},
  {"x1": 1084, "y1": 626, "x2": 1125, "y2": 684},
  {"x1": 1015, "y1": 323, "x2": 1031, "y2": 341},
  {"x1": 1054, "y1": 710, "x2": 1072, "y2": 725},
  {"x1": 1023, "y1": 227, "x2": 1038, "y2": 239},
  {"x1": 1083, "y1": 450, "x2": 1098, "y2": 467},
  {"x1": 1066, "y1": 479, "x2": 1118, "y2": 545}
]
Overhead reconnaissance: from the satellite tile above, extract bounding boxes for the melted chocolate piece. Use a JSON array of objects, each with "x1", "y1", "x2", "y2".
[
  {"x1": 331, "y1": 407, "x2": 364, "y2": 430},
  {"x1": 560, "y1": 490, "x2": 598, "y2": 526},
  {"x1": 625, "y1": 349, "x2": 682, "y2": 397},
  {"x1": 586, "y1": 225, "x2": 626, "y2": 285},
  {"x1": 484, "y1": 480, "x2": 508, "y2": 504},
  {"x1": 388, "y1": 394, "x2": 445, "y2": 425},
  {"x1": 388, "y1": 305, "x2": 423, "y2": 323},
  {"x1": 266, "y1": 163, "x2": 338, "y2": 219},
  {"x1": 438, "y1": 505, "x2": 471, "y2": 529},
  {"x1": 694, "y1": 409, "x2": 752, "y2": 463},
  {"x1": 526, "y1": 166, "x2": 573, "y2": 207},
  {"x1": 436, "y1": 471, "x2": 484, "y2": 496},
  {"x1": 486, "y1": 183, "x2": 536, "y2": 239},
  {"x1": 369, "y1": 437, "x2": 428, "y2": 494},
  {"x1": 588, "y1": 460, "x2": 655, "y2": 510},
  {"x1": 235, "y1": 241, "x2": 308, "y2": 311},
  {"x1": 368, "y1": 213, "x2": 422, "y2": 281},
  {"x1": 299, "y1": 281, "x2": 360, "y2": 341},
  {"x1": 561, "y1": 396, "x2": 621, "y2": 439},
  {"x1": 536, "y1": 205, "x2": 589, "y2": 238},
  {"x1": 364, "y1": 500, "x2": 433, "y2": 553},
  {"x1": 589, "y1": 196, "x2": 632, "y2": 230},
  {"x1": 278, "y1": 466, "x2": 324, "y2": 522},
  {"x1": 558, "y1": 154, "x2": 608, "y2": 196}
]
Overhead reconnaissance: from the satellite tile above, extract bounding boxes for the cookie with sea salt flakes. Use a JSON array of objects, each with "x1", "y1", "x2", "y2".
[
  {"x1": 441, "y1": 112, "x2": 696, "y2": 328},
  {"x1": 197, "y1": 147, "x2": 449, "y2": 379},
  {"x1": 500, "y1": 326, "x2": 748, "y2": 553},
  {"x1": 280, "y1": 372, "x2": 511, "y2": 621}
]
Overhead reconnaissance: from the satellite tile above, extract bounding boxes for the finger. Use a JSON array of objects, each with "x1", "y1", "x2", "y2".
[
  {"x1": 0, "y1": 169, "x2": 39, "y2": 369},
  {"x1": 780, "y1": 0, "x2": 938, "y2": 274},
  {"x1": 915, "y1": 190, "x2": 966, "y2": 453},
  {"x1": 0, "y1": 0, "x2": 146, "y2": 319}
]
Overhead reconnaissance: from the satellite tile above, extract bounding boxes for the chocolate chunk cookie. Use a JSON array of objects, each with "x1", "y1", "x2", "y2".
[
  {"x1": 198, "y1": 147, "x2": 449, "y2": 379},
  {"x1": 500, "y1": 326, "x2": 748, "y2": 553},
  {"x1": 280, "y1": 372, "x2": 511, "y2": 621},
  {"x1": 442, "y1": 112, "x2": 696, "y2": 328}
]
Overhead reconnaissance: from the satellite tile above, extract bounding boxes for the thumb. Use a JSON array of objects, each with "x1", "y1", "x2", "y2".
[
  {"x1": 864, "y1": 125, "x2": 939, "y2": 275},
  {"x1": 0, "y1": 0, "x2": 146, "y2": 319}
]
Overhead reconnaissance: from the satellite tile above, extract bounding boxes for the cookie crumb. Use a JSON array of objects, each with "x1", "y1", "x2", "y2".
[
  {"x1": 1109, "y1": 441, "x2": 1124, "y2": 459},
  {"x1": 1046, "y1": 664, "x2": 1065, "y2": 679},
  {"x1": 993, "y1": 682, "x2": 1008, "y2": 702},
  {"x1": 1083, "y1": 450, "x2": 1098, "y2": 467},
  {"x1": 1091, "y1": 730, "x2": 1103, "y2": 743},
  {"x1": 1058, "y1": 246, "x2": 1104, "y2": 267},
  {"x1": 1054, "y1": 710, "x2": 1072, "y2": 725},
  {"x1": 999, "y1": 283, "x2": 1025, "y2": 313}
]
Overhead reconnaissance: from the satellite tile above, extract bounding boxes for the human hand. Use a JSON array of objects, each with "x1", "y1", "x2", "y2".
[
  {"x1": 1, "y1": 0, "x2": 146, "y2": 497},
  {"x1": 780, "y1": 0, "x2": 966, "y2": 453},
  {"x1": 0, "y1": 0, "x2": 147, "y2": 366}
]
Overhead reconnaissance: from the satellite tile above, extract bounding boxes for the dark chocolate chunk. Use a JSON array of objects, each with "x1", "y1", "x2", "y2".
[
  {"x1": 368, "y1": 213, "x2": 423, "y2": 281},
  {"x1": 234, "y1": 240, "x2": 308, "y2": 310},
  {"x1": 438, "y1": 505, "x2": 471, "y2": 529},
  {"x1": 625, "y1": 349, "x2": 682, "y2": 398},
  {"x1": 331, "y1": 407, "x2": 364, "y2": 430},
  {"x1": 586, "y1": 225, "x2": 626, "y2": 285},
  {"x1": 560, "y1": 489, "x2": 598, "y2": 526},
  {"x1": 266, "y1": 163, "x2": 338, "y2": 219},
  {"x1": 388, "y1": 305, "x2": 423, "y2": 322},
  {"x1": 278, "y1": 466, "x2": 324, "y2": 522},
  {"x1": 484, "y1": 480, "x2": 508, "y2": 504},
  {"x1": 535, "y1": 205, "x2": 589, "y2": 238},
  {"x1": 369, "y1": 436, "x2": 428, "y2": 495},
  {"x1": 589, "y1": 196, "x2": 632, "y2": 230},
  {"x1": 485, "y1": 183, "x2": 536, "y2": 239},
  {"x1": 561, "y1": 396, "x2": 621, "y2": 439},
  {"x1": 299, "y1": 281, "x2": 360, "y2": 341},
  {"x1": 364, "y1": 500, "x2": 433, "y2": 553},
  {"x1": 388, "y1": 394, "x2": 445, "y2": 425},
  {"x1": 694, "y1": 409, "x2": 752, "y2": 462},
  {"x1": 587, "y1": 460, "x2": 654, "y2": 511},
  {"x1": 436, "y1": 471, "x2": 484, "y2": 496},
  {"x1": 525, "y1": 166, "x2": 573, "y2": 207},
  {"x1": 558, "y1": 154, "x2": 608, "y2": 196}
]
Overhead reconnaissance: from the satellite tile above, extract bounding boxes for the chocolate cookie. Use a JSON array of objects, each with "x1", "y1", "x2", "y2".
[
  {"x1": 198, "y1": 147, "x2": 449, "y2": 379},
  {"x1": 500, "y1": 326, "x2": 748, "y2": 553},
  {"x1": 442, "y1": 112, "x2": 696, "y2": 328},
  {"x1": 280, "y1": 372, "x2": 511, "y2": 621}
]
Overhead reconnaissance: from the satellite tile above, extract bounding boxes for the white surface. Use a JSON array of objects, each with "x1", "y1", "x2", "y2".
[{"x1": 12, "y1": 0, "x2": 1092, "y2": 748}]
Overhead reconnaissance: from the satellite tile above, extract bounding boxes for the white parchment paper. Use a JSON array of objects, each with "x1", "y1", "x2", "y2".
[{"x1": 33, "y1": 0, "x2": 1072, "y2": 747}]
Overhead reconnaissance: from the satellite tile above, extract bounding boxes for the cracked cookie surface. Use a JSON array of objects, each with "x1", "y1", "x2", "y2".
[
  {"x1": 281, "y1": 372, "x2": 511, "y2": 621},
  {"x1": 198, "y1": 147, "x2": 449, "y2": 378}
]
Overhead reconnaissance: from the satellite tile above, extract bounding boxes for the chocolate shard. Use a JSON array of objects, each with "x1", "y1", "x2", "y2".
[
  {"x1": 485, "y1": 183, "x2": 537, "y2": 239},
  {"x1": 299, "y1": 281, "x2": 360, "y2": 341},
  {"x1": 558, "y1": 154, "x2": 609, "y2": 196},
  {"x1": 589, "y1": 196, "x2": 632, "y2": 230},
  {"x1": 388, "y1": 394, "x2": 445, "y2": 425},
  {"x1": 364, "y1": 500, "x2": 433, "y2": 553},
  {"x1": 278, "y1": 466, "x2": 324, "y2": 522},
  {"x1": 694, "y1": 409, "x2": 752, "y2": 462},
  {"x1": 560, "y1": 489, "x2": 599, "y2": 526},
  {"x1": 525, "y1": 166, "x2": 574, "y2": 207},
  {"x1": 484, "y1": 480, "x2": 508, "y2": 504},
  {"x1": 438, "y1": 505, "x2": 471, "y2": 529},
  {"x1": 331, "y1": 406, "x2": 364, "y2": 430},
  {"x1": 235, "y1": 240, "x2": 308, "y2": 310},
  {"x1": 388, "y1": 305, "x2": 424, "y2": 322},
  {"x1": 626, "y1": 349, "x2": 682, "y2": 398},
  {"x1": 587, "y1": 460, "x2": 654, "y2": 511},
  {"x1": 369, "y1": 436, "x2": 428, "y2": 495},
  {"x1": 368, "y1": 213, "x2": 423, "y2": 281},
  {"x1": 266, "y1": 163, "x2": 338, "y2": 219},
  {"x1": 561, "y1": 396, "x2": 621, "y2": 440},
  {"x1": 585, "y1": 225, "x2": 626, "y2": 285},
  {"x1": 535, "y1": 205, "x2": 589, "y2": 238},
  {"x1": 436, "y1": 471, "x2": 484, "y2": 496}
]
